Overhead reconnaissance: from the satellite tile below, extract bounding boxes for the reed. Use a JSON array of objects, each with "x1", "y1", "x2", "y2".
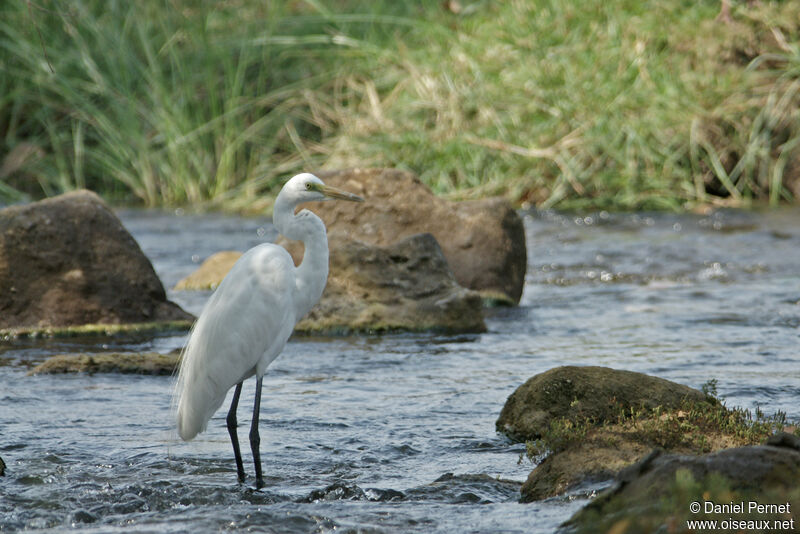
[{"x1": 1, "y1": 1, "x2": 798, "y2": 210}]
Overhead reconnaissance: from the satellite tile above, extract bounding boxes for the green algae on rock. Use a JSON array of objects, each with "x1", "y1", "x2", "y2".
[
  {"x1": 561, "y1": 433, "x2": 800, "y2": 534},
  {"x1": 28, "y1": 351, "x2": 181, "y2": 375},
  {"x1": 496, "y1": 366, "x2": 713, "y2": 442},
  {"x1": 1, "y1": 320, "x2": 192, "y2": 340},
  {"x1": 497, "y1": 366, "x2": 793, "y2": 502}
]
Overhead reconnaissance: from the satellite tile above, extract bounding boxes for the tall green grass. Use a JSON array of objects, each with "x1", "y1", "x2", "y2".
[
  {"x1": 321, "y1": 0, "x2": 800, "y2": 210},
  {"x1": 1, "y1": 1, "x2": 406, "y2": 208},
  {"x1": 1, "y1": 1, "x2": 799, "y2": 210}
]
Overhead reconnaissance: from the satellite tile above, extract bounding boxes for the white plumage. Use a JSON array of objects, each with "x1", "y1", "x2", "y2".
[
  {"x1": 173, "y1": 173, "x2": 363, "y2": 487},
  {"x1": 175, "y1": 245, "x2": 296, "y2": 440}
]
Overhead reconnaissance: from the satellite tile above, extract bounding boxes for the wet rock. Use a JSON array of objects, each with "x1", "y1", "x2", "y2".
[
  {"x1": 28, "y1": 351, "x2": 180, "y2": 375},
  {"x1": 496, "y1": 366, "x2": 712, "y2": 442},
  {"x1": 496, "y1": 366, "x2": 746, "y2": 502},
  {"x1": 171, "y1": 233, "x2": 485, "y2": 333},
  {"x1": 302, "y1": 483, "x2": 404, "y2": 503},
  {"x1": 405, "y1": 473, "x2": 522, "y2": 504},
  {"x1": 562, "y1": 433, "x2": 800, "y2": 534},
  {"x1": 0, "y1": 455, "x2": 5, "y2": 476},
  {"x1": 517, "y1": 408, "x2": 755, "y2": 503},
  {"x1": 67, "y1": 510, "x2": 98, "y2": 524},
  {"x1": 296, "y1": 232, "x2": 486, "y2": 334},
  {"x1": 3, "y1": 321, "x2": 193, "y2": 339},
  {"x1": 0, "y1": 190, "x2": 193, "y2": 335},
  {"x1": 300, "y1": 474, "x2": 521, "y2": 505},
  {"x1": 520, "y1": 431, "x2": 652, "y2": 502},
  {"x1": 174, "y1": 251, "x2": 242, "y2": 290},
  {"x1": 279, "y1": 168, "x2": 527, "y2": 305}
]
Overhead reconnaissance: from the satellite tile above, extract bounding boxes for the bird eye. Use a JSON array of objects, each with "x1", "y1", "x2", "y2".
[{"x1": 306, "y1": 183, "x2": 312, "y2": 190}]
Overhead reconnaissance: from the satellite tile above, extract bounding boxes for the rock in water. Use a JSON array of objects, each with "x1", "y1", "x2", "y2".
[
  {"x1": 279, "y1": 168, "x2": 527, "y2": 305},
  {"x1": 296, "y1": 232, "x2": 486, "y2": 334},
  {"x1": 0, "y1": 190, "x2": 193, "y2": 333},
  {"x1": 174, "y1": 251, "x2": 242, "y2": 290},
  {"x1": 28, "y1": 352, "x2": 180, "y2": 375},
  {"x1": 496, "y1": 366, "x2": 711, "y2": 442},
  {"x1": 174, "y1": 235, "x2": 485, "y2": 333},
  {"x1": 496, "y1": 366, "x2": 793, "y2": 503},
  {"x1": 563, "y1": 434, "x2": 800, "y2": 533}
]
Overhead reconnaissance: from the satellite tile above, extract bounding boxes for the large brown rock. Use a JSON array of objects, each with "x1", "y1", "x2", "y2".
[
  {"x1": 0, "y1": 190, "x2": 193, "y2": 333},
  {"x1": 296, "y1": 232, "x2": 485, "y2": 333},
  {"x1": 175, "y1": 234, "x2": 486, "y2": 333},
  {"x1": 496, "y1": 366, "x2": 711, "y2": 442},
  {"x1": 279, "y1": 168, "x2": 527, "y2": 305}
]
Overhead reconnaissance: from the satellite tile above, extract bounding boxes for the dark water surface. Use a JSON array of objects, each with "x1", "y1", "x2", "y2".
[{"x1": 2, "y1": 208, "x2": 799, "y2": 533}]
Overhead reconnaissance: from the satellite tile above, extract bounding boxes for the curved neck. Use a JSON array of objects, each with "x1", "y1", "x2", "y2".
[{"x1": 273, "y1": 193, "x2": 329, "y2": 321}]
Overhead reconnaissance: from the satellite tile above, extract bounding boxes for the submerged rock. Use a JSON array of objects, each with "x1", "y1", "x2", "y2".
[
  {"x1": 302, "y1": 482, "x2": 404, "y2": 503},
  {"x1": 0, "y1": 190, "x2": 193, "y2": 336},
  {"x1": 296, "y1": 232, "x2": 485, "y2": 334},
  {"x1": 279, "y1": 168, "x2": 527, "y2": 305},
  {"x1": 562, "y1": 433, "x2": 800, "y2": 534},
  {"x1": 405, "y1": 473, "x2": 522, "y2": 504},
  {"x1": 300, "y1": 474, "x2": 521, "y2": 505},
  {"x1": 28, "y1": 352, "x2": 180, "y2": 375},
  {"x1": 174, "y1": 251, "x2": 242, "y2": 290}
]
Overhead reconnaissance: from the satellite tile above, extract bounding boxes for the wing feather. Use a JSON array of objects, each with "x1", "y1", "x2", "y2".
[{"x1": 175, "y1": 244, "x2": 297, "y2": 441}]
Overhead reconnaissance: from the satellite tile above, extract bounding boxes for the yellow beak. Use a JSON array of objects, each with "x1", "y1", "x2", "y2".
[{"x1": 319, "y1": 184, "x2": 364, "y2": 202}]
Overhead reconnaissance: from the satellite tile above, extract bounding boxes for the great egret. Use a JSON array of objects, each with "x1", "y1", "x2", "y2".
[{"x1": 174, "y1": 173, "x2": 364, "y2": 488}]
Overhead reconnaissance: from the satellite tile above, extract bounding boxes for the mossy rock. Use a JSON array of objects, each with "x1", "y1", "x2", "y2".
[
  {"x1": 501, "y1": 367, "x2": 791, "y2": 502},
  {"x1": 561, "y1": 434, "x2": 800, "y2": 534},
  {"x1": 28, "y1": 351, "x2": 180, "y2": 375},
  {"x1": 520, "y1": 406, "x2": 755, "y2": 502},
  {"x1": 1, "y1": 320, "x2": 192, "y2": 339},
  {"x1": 496, "y1": 366, "x2": 713, "y2": 442}
]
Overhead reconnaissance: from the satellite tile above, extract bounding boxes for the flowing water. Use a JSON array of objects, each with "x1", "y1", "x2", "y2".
[{"x1": 1, "y1": 208, "x2": 799, "y2": 533}]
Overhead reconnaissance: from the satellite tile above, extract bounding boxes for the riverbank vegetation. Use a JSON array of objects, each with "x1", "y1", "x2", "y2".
[{"x1": 2, "y1": 1, "x2": 799, "y2": 211}]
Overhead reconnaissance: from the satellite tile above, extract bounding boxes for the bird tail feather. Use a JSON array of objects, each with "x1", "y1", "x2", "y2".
[{"x1": 173, "y1": 331, "x2": 229, "y2": 441}]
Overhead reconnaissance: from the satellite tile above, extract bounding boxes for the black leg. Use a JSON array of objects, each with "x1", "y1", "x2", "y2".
[
  {"x1": 226, "y1": 382, "x2": 245, "y2": 484},
  {"x1": 249, "y1": 376, "x2": 264, "y2": 489}
]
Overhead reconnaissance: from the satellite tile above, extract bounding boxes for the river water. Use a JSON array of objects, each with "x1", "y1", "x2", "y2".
[{"x1": 1, "y1": 208, "x2": 799, "y2": 533}]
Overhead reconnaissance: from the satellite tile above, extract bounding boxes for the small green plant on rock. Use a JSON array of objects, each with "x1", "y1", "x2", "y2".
[{"x1": 523, "y1": 383, "x2": 795, "y2": 463}]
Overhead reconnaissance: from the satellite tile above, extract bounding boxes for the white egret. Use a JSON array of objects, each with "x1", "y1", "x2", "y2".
[{"x1": 174, "y1": 173, "x2": 363, "y2": 488}]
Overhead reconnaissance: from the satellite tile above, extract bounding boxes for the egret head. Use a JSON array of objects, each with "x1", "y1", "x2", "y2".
[{"x1": 284, "y1": 173, "x2": 364, "y2": 204}]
